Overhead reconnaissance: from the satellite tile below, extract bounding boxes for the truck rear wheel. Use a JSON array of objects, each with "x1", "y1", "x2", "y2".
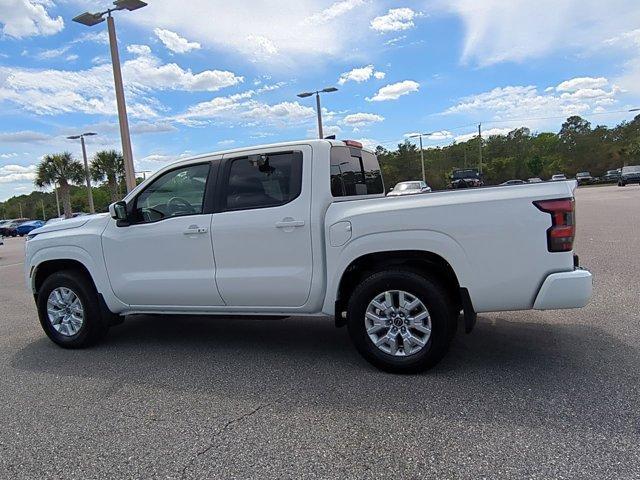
[
  {"x1": 36, "y1": 270, "x2": 110, "y2": 348},
  {"x1": 346, "y1": 269, "x2": 455, "y2": 373}
]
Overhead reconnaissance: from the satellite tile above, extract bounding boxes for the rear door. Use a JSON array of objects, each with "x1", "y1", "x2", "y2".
[{"x1": 211, "y1": 145, "x2": 313, "y2": 307}]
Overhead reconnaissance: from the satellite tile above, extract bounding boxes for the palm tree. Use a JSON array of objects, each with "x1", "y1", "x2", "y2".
[
  {"x1": 35, "y1": 153, "x2": 84, "y2": 219},
  {"x1": 90, "y1": 150, "x2": 125, "y2": 202}
]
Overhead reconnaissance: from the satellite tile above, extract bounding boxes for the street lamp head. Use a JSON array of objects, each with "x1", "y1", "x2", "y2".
[
  {"x1": 297, "y1": 92, "x2": 314, "y2": 98},
  {"x1": 113, "y1": 0, "x2": 148, "y2": 11},
  {"x1": 72, "y1": 11, "x2": 106, "y2": 26},
  {"x1": 83, "y1": 132, "x2": 98, "y2": 136},
  {"x1": 629, "y1": 108, "x2": 640, "y2": 112},
  {"x1": 322, "y1": 87, "x2": 338, "y2": 93},
  {"x1": 67, "y1": 135, "x2": 81, "y2": 140}
]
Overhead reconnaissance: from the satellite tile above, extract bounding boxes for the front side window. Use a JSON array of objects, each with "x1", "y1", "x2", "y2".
[
  {"x1": 224, "y1": 151, "x2": 302, "y2": 210},
  {"x1": 133, "y1": 163, "x2": 210, "y2": 223}
]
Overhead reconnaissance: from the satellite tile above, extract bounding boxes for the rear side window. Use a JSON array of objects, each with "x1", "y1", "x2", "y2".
[
  {"x1": 224, "y1": 151, "x2": 302, "y2": 210},
  {"x1": 330, "y1": 146, "x2": 384, "y2": 197}
]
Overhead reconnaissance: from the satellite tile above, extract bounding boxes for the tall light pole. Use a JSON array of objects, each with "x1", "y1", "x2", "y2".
[
  {"x1": 67, "y1": 132, "x2": 97, "y2": 213},
  {"x1": 408, "y1": 131, "x2": 446, "y2": 182},
  {"x1": 297, "y1": 87, "x2": 338, "y2": 139},
  {"x1": 72, "y1": 0, "x2": 147, "y2": 193}
]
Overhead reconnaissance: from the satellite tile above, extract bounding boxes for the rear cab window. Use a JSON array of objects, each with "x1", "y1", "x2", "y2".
[{"x1": 330, "y1": 146, "x2": 384, "y2": 197}]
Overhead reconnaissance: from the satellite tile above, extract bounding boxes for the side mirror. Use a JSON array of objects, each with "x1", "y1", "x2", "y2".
[{"x1": 109, "y1": 201, "x2": 128, "y2": 221}]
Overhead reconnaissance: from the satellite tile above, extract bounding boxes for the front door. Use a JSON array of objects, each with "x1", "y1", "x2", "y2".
[
  {"x1": 102, "y1": 160, "x2": 224, "y2": 308},
  {"x1": 211, "y1": 147, "x2": 313, "y2": 307}
]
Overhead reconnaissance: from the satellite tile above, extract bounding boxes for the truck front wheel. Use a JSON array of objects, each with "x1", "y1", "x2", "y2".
[
  {"x1": 36, "y1": 270, "x2": 110, "y2": 348},
  {"x1": 346, "y1": 270, "x2": 456, "y2": 373}
]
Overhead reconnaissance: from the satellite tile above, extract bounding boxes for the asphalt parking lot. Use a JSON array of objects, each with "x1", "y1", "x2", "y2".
[{"x1": 0, "y1": 184, "x2": 638, "y2": 479}]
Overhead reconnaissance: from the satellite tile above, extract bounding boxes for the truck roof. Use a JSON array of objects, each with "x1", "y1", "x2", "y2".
[{"x1": 176, "y1": 138, "x2": 368, "y2": 165}]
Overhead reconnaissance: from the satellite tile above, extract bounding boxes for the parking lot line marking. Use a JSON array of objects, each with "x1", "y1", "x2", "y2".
[{"x1": 0, "y1": 262, "x2": 23, "y2": 269}]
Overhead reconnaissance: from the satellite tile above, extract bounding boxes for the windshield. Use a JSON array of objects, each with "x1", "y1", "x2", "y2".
[
  {"x1": 622, "y1": 165, "x2": 640, "y2": 174},
  {"x1": 576, "y1": 172, "x2": 589, "y2": 177},
  {"x1": 397, "y1": 182, "x2": 421, "y2": 191}
]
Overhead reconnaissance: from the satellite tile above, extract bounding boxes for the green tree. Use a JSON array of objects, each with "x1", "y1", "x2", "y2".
[
  {"x1": 34, "y1": 153, "x2": 84, "y2": 219},
  {"x1": 526, "y1": 155, "x2": 544, "y2": 177},
  {"x1": 90, "y1": 150, "x2": 125, "y2": 202}
]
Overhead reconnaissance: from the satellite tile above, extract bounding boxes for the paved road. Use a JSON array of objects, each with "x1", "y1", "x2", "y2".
[{"x1": 0, "y1": 185, "x2": 638, "y2": 479}]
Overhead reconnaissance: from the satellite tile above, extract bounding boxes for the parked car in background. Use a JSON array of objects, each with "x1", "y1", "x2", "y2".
[
  {"x1": 500, "y1": 179, "x2": 526, "y2": 186},
  {"x1": 25, "y1": 138, "x2": 592, "y2": 373},
  {"x1": 16, "y1": 220, "x2": 45, "y2": 236},
  {"x1": 449, "y1": 168, "x2": 483, "y2": 188},
  {"x1": 388, "y1": 181, "x2": 432, "y2": 196},
  {"x1": 618, "y1": 165, "x2": 640, "y2": 186},
  {"x1": 551, "y1": 174, "x2": 567, "y2": 181},
  {"x1": 0, "y1": 219, "x2": 29, "y2": 237},
  {"x1": 575, "y1": 172, "x2": 594, "y2": 185},
  {"x1": 601, "y1": 169, "x2": 621, "y2": 183},
  {"x1": 528, "y1": 177, "x2": 543, "y2": 183}
]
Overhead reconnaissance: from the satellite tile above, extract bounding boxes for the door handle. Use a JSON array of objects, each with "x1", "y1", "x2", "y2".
[
  {"x1": 184, "y1": 225, "x2": 208, "y2": 235},
  {"x1": 275, "y1": 219, "x2": 305, "y2": 229}
]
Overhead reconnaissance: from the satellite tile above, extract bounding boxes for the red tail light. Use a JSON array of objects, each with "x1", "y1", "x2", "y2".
[{"x1": 534, "y1": 198, "x2": 575, "y2": 252}]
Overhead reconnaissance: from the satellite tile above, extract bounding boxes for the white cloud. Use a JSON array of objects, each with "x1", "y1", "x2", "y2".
[
  {"x1": 556, "y1": 77, "x2": 608, "y2": 92},
  {"x1": 455, "y1": 127, "x2": 517, "y2": 143},
  {"x1": 370, "y1": 8, "x2": 418, "y2": 33},
  {"x1": 341, "y1": 112, "x2": 384, "y2": 127},
  {"x1": 36, "y1": 45, "x2": 70, "y2": 60},
  {"x1": 154, "y1": 28, "x2": 202, "y2": 54},
  {"x1": 0, "y1": 130, "x2": 50, "y2": 143},
  {"x1": 442, "y1": 0, "x2": 640, "y2": 66},
  {"x1": 307, "y1": 124, "x2": 342, "y2": 138},
  {"x1": 355, "y1": 138, "x2": 379, "y2": 150},
  {"x1": 126, "y1": 0, "x2": 374, "y2": 67},
  {"x1": 367, "y1": 80, "x2": 419, "y2": 101},
  {"x1": 0, "y1": 49, "x2": 243, "y2": 117},
  {"x1": 602, "y1": 29, "x2": 640, "y2": 96},
  {"x1": 0, "y1": 0, "x2": 63, "y2": 38},
  {"x1": 177, "y1": 87, "x2": 316, "y2": 127},
  {"x1": 0, "y1": 164, "x2": 36, "y2": 183},
  {"x1": 127, "y1": 44, "x2": 152, "y2": 56},
  {"x1": 338, "y1": 65, "x2": 385, "y2": 85},
  {"x1": 246, "y1": 35, "x2": 279, "y2": 58},
  {"x1": 305, "y1": 0, "x2": 366, "y2": 24},
  {"x1": 0, "y1": 152, "x2": 18, "y2": 159},
  {"x1": 443, "y1": 79, "x2": 622, "y2": 126}
]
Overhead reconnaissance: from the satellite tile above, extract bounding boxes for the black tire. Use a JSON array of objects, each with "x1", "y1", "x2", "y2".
[
  {"x1": 346, "y1": 269, "x2": 456, "y2": 374},
  {"x1": 36, "y1": 270, "x2": 109, "y2": 348},
  {"x1": 618, "y1": 181, "x2": 625, "y2": 187}
]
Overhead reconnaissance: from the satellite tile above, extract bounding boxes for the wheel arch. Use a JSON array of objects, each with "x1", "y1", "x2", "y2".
[
  {"x1": 33, "y1": 258, "x2": 94, "y2": 295},
  {"x1": 332, "y1": 249, "x2": 465, "y2": 326},
  {"x1": 27, "y1": 245, "x2": 127, "y2": 315}
]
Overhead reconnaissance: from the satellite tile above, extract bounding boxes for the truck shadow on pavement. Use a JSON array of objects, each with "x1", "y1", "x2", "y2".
[{"x1": 11, "y1": 313, "x2": 638, "y2": 433}]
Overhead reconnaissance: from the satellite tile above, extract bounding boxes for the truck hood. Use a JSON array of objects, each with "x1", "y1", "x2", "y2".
[{"x1": 31, "y1": 214, "x2": 108, "y2": 235}]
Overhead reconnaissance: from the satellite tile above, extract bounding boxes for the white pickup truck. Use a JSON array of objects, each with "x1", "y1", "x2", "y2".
[{"x1": 25, "y1": 139, "x2": 592, "y2": 372}]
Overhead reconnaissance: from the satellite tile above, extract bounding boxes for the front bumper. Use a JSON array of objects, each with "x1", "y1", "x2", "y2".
[{"x1": 533, "y1": 268, "x2": 593, "y2": 310}]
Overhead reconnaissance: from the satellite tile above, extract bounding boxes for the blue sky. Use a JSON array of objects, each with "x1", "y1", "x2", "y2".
[{"x1": 1, "y1": 0, "x2": 640, "y2": 200}]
